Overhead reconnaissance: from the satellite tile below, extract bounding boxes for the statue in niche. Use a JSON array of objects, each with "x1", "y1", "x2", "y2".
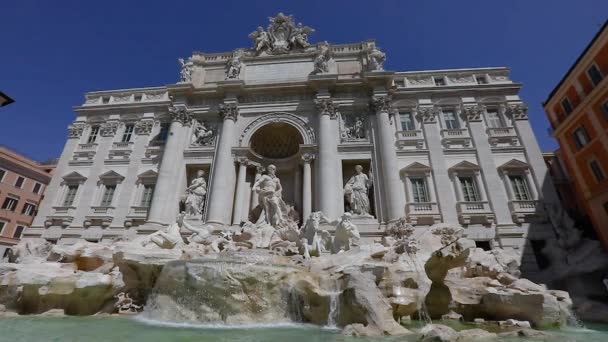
[
  {"x1": 252, "y1": 164, "x2": 289, "y2": 228},
  {"x1": 226, "y1": 49, "x2": 244, "y2": 79},
  {"x1": 178, "y1": 58, "x2": 193, "y2": 83},
  {"x1": 312, "y1": 41, "x2": 331, "y2": 74},
  {"x1": 341, "y1": 115, "x2": 367, "y2": 141},
  {"x1": 191, "y1": 120, "x2": 215, "y2": 146},
  {"x1": 366, "y1": 46, "x2": 386, "y2": 72},
  {"x1": 184, "y1": 170, "x2": 207, "y2": 219},
  {"x1": 249, "y1": 26, "x2": 272, "y2": 53},
  {"x1": 344, "y1": 165, "x2": 373, "y2": 217}
]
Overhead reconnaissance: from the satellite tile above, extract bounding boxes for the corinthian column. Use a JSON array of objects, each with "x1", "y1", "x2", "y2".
[
  {"x1": 372, "y1": 95, "x2": 406, "y2": 222},
  {"x1": 301, "y1": 153, "x2": 315, "y2": 221},
  {"x1": 206, "y1": 103, "x2": 239, "y2": 225},
  {"x1": 147, "y1": 105, "x2": 192, "y2": 227},
  {"x1": 314, "y1": 96, "x2": 341, "y2": 219},
  {"x1": 232, "y1": 157, "x2": 249, "y2": 225}
]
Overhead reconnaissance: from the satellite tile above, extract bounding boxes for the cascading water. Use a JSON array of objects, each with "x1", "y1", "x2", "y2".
[
  {"x1": 409, "y1": 249, "x2": 432, "y2": 325},
  {"x1": 327, "y1": 291, "x2": 340, "y2": 328}
]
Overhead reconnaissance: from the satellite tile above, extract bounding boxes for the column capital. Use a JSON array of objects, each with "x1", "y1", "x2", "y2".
[
  {"x1": 301, "y1": 153, "x2": 316, "y2": 163},
  {"x1": 235, "y1": 156, "x2": 249, "y2": 166},
  {"x1": 314, "y1": 98, "x2": 339, "y2": 119},
  {"x1": 460, "y1": 104, "x2": 485, "y2": 122},
  {"x1": 219, "y1": 103, "x2": 239, "y2": 121},
  {"x1": 505, "y1": 103, "x2": 528, "y2": 121},
  {"x1": 370, "y1": 95, "x2": 394, "y2": 114},
  {"x1": 100, "y1": 121, "x2": 120, "y2": 137},
  {"x1": 67, "y1": 122, "x2": 86, "y2": 139},
  {"x1": 168, "y1": 105, "x2": 194, "y2": 126},
  {"x1": 415, "y1": 106, "x2": 439, "y2": 123},
  {"x1": 134, "y1": 119, "x2": 155, "y2": 135}
]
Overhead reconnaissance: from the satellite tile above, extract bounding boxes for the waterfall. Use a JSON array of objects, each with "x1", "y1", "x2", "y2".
[
  {"x1": 410, "y1": 254, "x2": 432, "y2": 325},
  {"x1": 327, "y1": 291, "x2": 340, "y2": 328}
]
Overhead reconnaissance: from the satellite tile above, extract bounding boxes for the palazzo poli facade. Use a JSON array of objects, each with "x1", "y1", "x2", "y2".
[{"x1": 25, "y1": 14, "x2": 560, "y2": 270}]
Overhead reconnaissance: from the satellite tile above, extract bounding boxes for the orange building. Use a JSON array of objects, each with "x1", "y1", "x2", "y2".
[
  {"x1": 0, "y1": 147, "x2": 54, "y2": 257},
  {"x1": 544, "y1": 20, "x2": 608, "y2": 248}
]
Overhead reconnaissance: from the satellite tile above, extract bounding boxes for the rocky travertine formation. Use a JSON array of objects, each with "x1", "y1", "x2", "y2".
[{"x1": 0, "y1": 218, "x2": 576, "y2": 337}]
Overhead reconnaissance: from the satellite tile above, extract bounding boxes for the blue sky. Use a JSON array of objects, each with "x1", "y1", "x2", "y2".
[{"x1": 1, "y1": 0, "x2": 606, "y2": 162}]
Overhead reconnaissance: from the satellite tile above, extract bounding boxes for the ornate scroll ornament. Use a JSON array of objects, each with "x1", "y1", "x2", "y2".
[
  {"x1": 191, "y1": 120, "x2": 216, "y2": 146},
  {"x1": 314, "y1": 98, "x2": 339, "y2": 119},
  {"x1": 226, "y1": 49, "x2": 244, "y2": 80},
  {"x1": 219, "y1": 103, "x2": 239, "y2": 121},
  {"x1": 311, "y1": 41, "x2": 331, "y2": 75},
  {"x1": 461, "y1": 105, "x2": 485, "y2": 122},
  {"x1": 248, "y1": 13, "x2": 315, "y2": 55},
  {"x1": 301, "y1": 153, "x2": 316, "y2": 163},
  {"x1": 169, "y1": 105, "x2": 193, "y2": 125},
  {"x1": 370, "y1": 95, "x2": 393, "y2": 113},
  {"x1": 134, "y1": 119, "x2": 154, "y2": 135},
  {"x1": 506, "y1": 103, "x2": 528, "y2": 120},
  {"x1": 67, "y1": 123, "x2": 86, "y2": 139},
  {"x1": 100, "y1": 121, "x2": 120, "y2": 137},
  {"x1": 365, "y1": 45, "x2": 386, "y2": 72},
  {"x1": 415, "y1": 106, "x2": 439, "y2": 123},
  {"x1": 178, "y1": 58, "x2": 193, "y2": 83}
]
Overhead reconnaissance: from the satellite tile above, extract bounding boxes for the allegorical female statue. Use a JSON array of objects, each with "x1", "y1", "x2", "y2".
[
  {"x1": 344, "y1": 165, "x2": 373, "y2": 216},
  {"x1": 185, "y1": 170, "x2": 207, "y2": 218},
  {"x1": 252, "y1": 164, "x2": 289, "y2": 228}
]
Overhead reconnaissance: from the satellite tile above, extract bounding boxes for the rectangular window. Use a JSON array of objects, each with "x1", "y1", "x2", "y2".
[
  {"x1": 22, "y1": 203, "x2": 36, "y2": 216},
  {"x1": 459, "y1": 176, "x2": 479, "y2": 202},
  {"x1": 2, "y1": 197, "x2": 18, "y2": 211},
  {"x1": 434, "y1": 77, "x2": 446, "y2": 86},
  {"x1": 485, "y1": 109, "x2": 503, "y2": 128},
  {"x1": 475, "y1": 75, "x2": 488, "y2": 84},
  {"x1": 32, "y1": 183, "x2": 42, "y2": 194},
  {"x1": 443, "y1": 110, "x2": 460, "y2": 129},
  {"x1": 400, "y1": 112, "x2": 415, "y2": 131},
  {"x1": 121, "y1": 124, "x2": 134, "y2": 143},
  {"x1": 562, "y1": 97, "x2": 573, "y2": 114},
  {"x1": 590, "y1": 160, "x2": 606, "y2": 183},
  {"x1": 410, "y1": 177, "x2": 429, "y2": 203},
  {"x1": 604, "y1": 201, "x2": 608, "y2": 215},
  {"x1": 13, "y1": 226, "x2": 24, "y2": 239},
  {"x1": 602, "y1": 101, "x2": 608, "y2": 122},
  {"x1": 0, "y1": 169, "x2": 5, "y2": 182},
  {"x1": 140, "y1": 184, "x2": 155, "y2": 207},
  {"x1": 158, "y1": 123, "x2": 170, "y2": 142},
  {"x1": 587, "y1": 64, "x2": 604, "y2": 87},
  {"x1": 87, "y1": 126, "x2": 100, "y2": 144},
  {"x1": 573, "y1": 127, "x2": 590, "y2": 149},
  {"x1": 0, "y1": 221, "x2": 5, "y2": 234},
  {"x1": 63, "y1": 185, "x2": 79, "y2": 206},
  {"x1": 14, "y1": 176, "x2": 25, "y2": 188},
  {"x1": 100, "y1": 185, "x2": 116, "y2": 207},
  {"x1": 509, "y1": 175, "x2": 532, "y2": 201}
]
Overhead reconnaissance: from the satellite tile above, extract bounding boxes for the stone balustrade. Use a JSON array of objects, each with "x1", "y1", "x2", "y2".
[
  {"x1": 508, "y1": 200, "x2": 541, "y2": 223},
  {"x1": 395, "y1": 130, "x2": 425, "y2": 149},
  {"x1": 441, "y1": 128, "x2": 472, "y2": 149},
  {"x1": 487, "y1": 127, "x2": 519, "y2": 146},
  {"x1": 405, "y1": 202, "x2": 441, "y2": 225},
  {"x1": 456, "y1": 201, "x2": 495, "y2": 225}
]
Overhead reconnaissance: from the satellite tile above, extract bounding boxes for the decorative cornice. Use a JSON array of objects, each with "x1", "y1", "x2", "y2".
[
  {"x1": 100, "y1": 121, "x2": 120, "y2": 137},
  {"x1": 134, "y1": 119, "x2": 155, "y2": 135},
  {"x1": 461, "y1": 105, "x2": 485, "y2": 122},
  {"x1": 219, "y1": 103, "x2": 239, "y2": 121},
  {"x1": 505, "y1": 103, "x2": 528, "y2": 120},
  {"x1": 168, "y1": 105, "x2": 193, "y2": 126},
  {"x1": 370, "y1": 95, "x2": 393, "y2": 114},
  {"x1": 415, "y1": 106, "x2": 439, "y2": 123},
  {"x1": 67, "y1": 123, "x2": 86, "y2": 139},
  {"x1": 314, "y1": 98, "x2": 339, "y2": 119}
]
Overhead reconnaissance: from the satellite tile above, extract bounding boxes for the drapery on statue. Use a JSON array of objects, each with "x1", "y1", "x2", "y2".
[
  {"x1": 252, "y1": 164, "x2": 289, "y2": 228},
  {"x1": 344, "y1": 165, "x2": 373, "y2": 216},
  {"x1": 366, "y1": 46, "x2": 386, "y2": 72},
  {"x1": 249, "y1": 26, "x2": 272, "y2": 52},
  {"x1": 178, "y1": 58, "x2": 193, "y2": 83},
  {"x1": 184, "y1": 170, "x2": 207, "y2": 219},
  {"x1": 225, "y1": 49, "x2": 243, "y2": 79},
  {"x1": 192, "y1": 120, "x2": 214, "y2": 146}
]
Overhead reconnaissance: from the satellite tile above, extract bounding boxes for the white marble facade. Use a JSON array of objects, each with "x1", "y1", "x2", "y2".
[{"x1": 25, "y1": 14, "x2": 560, "y2": 265}]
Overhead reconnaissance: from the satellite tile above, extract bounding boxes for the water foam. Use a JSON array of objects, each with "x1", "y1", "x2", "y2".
[{"x1": 133, "y1": 315, "x2": 321, "y2": 330}]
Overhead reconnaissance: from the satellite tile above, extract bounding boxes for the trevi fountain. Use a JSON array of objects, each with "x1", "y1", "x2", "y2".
[{"x1": 2, "y1": 13, "x2": 608, "y2": 342}]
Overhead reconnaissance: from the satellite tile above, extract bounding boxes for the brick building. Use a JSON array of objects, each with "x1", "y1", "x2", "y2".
[
  {"x1": 543, "y1": 20, "x2": 608, "y2": 248},
  {"x1": 0, "y1": 147, "x2": 54, "y2": 256}
]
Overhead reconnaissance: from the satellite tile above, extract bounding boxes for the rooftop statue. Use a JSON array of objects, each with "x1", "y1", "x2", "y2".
[
  {"x1": 178, "y1": 58, "x2": 193, "y2": 83},
  {"x1": 366, "y1": 45, "x2": 386, "y2": 72},
  {"x1": 248, "y1": 13, "x2": 315, "y2": 55}
]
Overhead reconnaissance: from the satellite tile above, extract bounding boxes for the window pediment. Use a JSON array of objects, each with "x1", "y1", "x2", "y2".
[
  {"x1": 498, "y1": 159, "x2": 529, "y2": 171},
  {"x1": 401, "y1": 162, "x2": 431, "y2": 175},
  {"x1": 62, "y1": 171, "x2": 87, "y2": 184},
  {"x1": 98, "y1": 170, "x2": 125, "y2": 184},
  {"x1": 449, "y1": 161, "x2": 480, "y2": 173}
]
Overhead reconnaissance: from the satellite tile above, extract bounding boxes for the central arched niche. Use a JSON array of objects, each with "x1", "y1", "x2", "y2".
[{"x1": 249, "y1": 122, "x2": 303, "y2": 160}]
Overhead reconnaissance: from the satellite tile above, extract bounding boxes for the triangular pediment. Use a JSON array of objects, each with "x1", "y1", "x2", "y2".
[
  {"x1": 137, "y1": 169, "x2": 158, "y2": 179},
  {"x1": 98, "y1": 170, "x2": 125, "y2": 181},
  {"x1": 498, "y1": 159, "x2": 529, "y2": 170},
  {"x1": 401, "y1": 162, "x2": 431, "y2": 174},
  {"x1": 62, "y1": 171, "x2": 87, "y2": 181},
  {"x1": 449, "y1": 160, "x2": 480, "y2": 172}
]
